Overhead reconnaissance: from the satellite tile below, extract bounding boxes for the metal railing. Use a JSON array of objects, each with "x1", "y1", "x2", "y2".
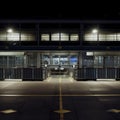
[
  {"x1": 73, "y1": 68, "x2": 120, "y2": 80},
  {"x1": 0, "y1": 68, "x2": 48, "y2": 81}
]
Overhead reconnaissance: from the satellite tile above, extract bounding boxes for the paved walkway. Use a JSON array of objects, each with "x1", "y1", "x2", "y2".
[{"x1": 0, "y1": 77, "x2": 120, "y2": 120}]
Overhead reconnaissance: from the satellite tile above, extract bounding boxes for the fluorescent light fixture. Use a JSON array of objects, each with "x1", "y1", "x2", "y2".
[
  {"x1": 86, "y1": 52, "x2": 93, "y2": 56},
  {"x1": 0, "y1": 52, "x2": 24, "y2": 56},
  {"x1": 45, "y1": 64, "x2": 48, "y2": 67}
]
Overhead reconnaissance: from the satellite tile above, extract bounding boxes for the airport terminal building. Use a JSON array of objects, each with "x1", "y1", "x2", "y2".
[{"x1": 0, "y1": 19, "x2": 120, "y2": 81}]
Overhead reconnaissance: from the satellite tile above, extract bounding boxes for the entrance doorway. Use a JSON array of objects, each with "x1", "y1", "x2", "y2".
[{"x1": 42, "y1": 52, "x2": 78, "y2": 78}]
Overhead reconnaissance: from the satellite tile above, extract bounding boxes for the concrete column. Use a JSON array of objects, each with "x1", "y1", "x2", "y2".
[
  {"x1": 24, "y1": 54, "x2": 27, "y2": 68},
  {"x1": 39, "y1": 53, "x2": 42, "y2": 67},
  {"x1": 7, "y1": 56, "x2": 9, "y2": 68},
  {"x1": 79, "y1": 51, "x2": 83, "y2": 68},
  {"x1": 37, "y1": 53, "x2": 41, "y2": 68}
]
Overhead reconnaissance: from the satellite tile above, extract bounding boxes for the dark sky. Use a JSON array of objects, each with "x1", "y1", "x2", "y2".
[{"x1": 0, "y1": 1, "x2": 120, "y2": 20}]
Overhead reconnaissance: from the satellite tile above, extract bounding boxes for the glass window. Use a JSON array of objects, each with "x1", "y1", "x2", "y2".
[
  {"x1": 70, "y1": 34, "x2": 79, "y2": 41},
  {"x1": 70, "y1": 56, "x2": 78, "y2": 65},
  {"x1": 117, "y1": 34, "x2": 120, "y2": 41},
  {"x1": 27, "y1": 54, "x2": 37, "y2": 67},
  {"x1": 99, "y1": 34, "x2": 106, "y2": 41},
  {"x1": 0, "y1": 32, "x2": 7, "y2": 41},
  {"x1": 60, "y1": 56, "x2": 69, "y2": 65},
  {"x1": 85, "y1": 32, "x2": 119, "y2": 41},
  {"x1": 104, "y1": 56, "x2": 114, "y2": 67},
  {"x1": 41, "y1": 34, "x2": 50, "y2": 41},
  {"x1": 42, "y1": 55, "x2": 50, "y2": 65},
  {"x1": 84, "y1": 33, "x2": 98, "y2": 41},
  {"x1": 9, "y1": 56, "x2": 16, "y2": 67},
  {"x1": 94, "y1": 56, "x2": 103, "y2": 67},
  {"x1": 51, "y1": 33, "x2": 69, "y2": 41},
  {"x1": 15, "y1": 56, "x2": 24, "y2": 67},
  {"x1": 21, "y1": 33, "x2": 34, "y2": 41},
  {"x1": 7, "y1": 33, "x2": 19, "y2": 41},
  {"x1": 83, "y1": 59, "x2": 94, "y2": 67},
  {"x1": 51, "y1": 33, "x2": 59, "y2": 41},
  {"x1": 105, "y1": 34, "x2": 116, "y2": 41},
  {"x1": 61, "y1": 33, "x2": 69, "y2": 41},
  {"x1": 0, "y1": 56, "x2": 7, "y2": 68},
  {"x1": 52, "y1": 56, "x2": 59, "y2": 65},
  {"x1": 114, "y1": 56, "x2": 120, "y2": 67}
]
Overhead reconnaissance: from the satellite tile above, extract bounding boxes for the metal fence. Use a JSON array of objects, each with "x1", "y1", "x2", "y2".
[
  {"x1": 74, "y1": 68, "x2": 120, "y2": 80},
  {"x1": 1, "y1": 67, "x2": 120, "y2": 81},
  {"x1": 0, "y1": 68, "x2": 48, "y2": 81}
]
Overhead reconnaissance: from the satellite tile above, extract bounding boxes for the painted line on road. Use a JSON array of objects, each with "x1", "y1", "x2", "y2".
[
  {"x1": 1, "y1": 94, "x2": 120, "y2": 97},
  {"x1": 54, "y1": 75, "x2": 71, "y2": 120}
]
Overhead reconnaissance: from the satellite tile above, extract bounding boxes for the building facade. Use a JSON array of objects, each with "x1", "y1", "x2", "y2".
[{"x1": 0, "y1": 20, "x2": 120, "y2": 81}]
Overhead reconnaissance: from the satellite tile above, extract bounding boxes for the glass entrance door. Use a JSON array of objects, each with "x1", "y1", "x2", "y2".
[{"x1": 42, "y1": 52, "x2": 78, "y2": 77}]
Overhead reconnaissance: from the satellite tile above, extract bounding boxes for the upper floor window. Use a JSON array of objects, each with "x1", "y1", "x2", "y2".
[
  {"x1": 84, "y1": 28, "x2": 120, "y2": 41},
  {"x1": 51, "y1": 33, "x2": 59, "y2": 41},
  {"x1": 70, "y1": 34, "x2": 79, "y2": 41},
  {"x1": 41, "y1": 34, "x2": 50, "y2": 41},
  {"x1": 84, "y1": 34, "x2": 98, "y2": 41},
  {"x1": 51, "y1": 33, "x2": 69, "y2": 41},
  {"x1": 0, "y1": 31, "x2": 35, "y2": 41},
  {"x1": 7, "y1": 33, "x2": 19, "y2": 41},
  {"x1": 61, "y1": 33, "x2": 69, "y2": 41}
]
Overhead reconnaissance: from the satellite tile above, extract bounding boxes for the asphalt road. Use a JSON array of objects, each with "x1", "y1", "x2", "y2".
[{"x1": 0, "y1": 76, "x2": 120, "y2": 120}]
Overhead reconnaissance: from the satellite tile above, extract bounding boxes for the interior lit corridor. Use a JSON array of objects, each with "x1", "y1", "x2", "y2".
[{"x1": 45, "y1": 75, "x2": 75, "y2": 83}]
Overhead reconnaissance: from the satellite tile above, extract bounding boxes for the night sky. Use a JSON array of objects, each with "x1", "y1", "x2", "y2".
[{"x1": 0, "y1": 1, "x2": 120, "y2": 20}]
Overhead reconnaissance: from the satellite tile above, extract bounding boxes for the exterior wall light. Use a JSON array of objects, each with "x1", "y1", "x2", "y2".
[
  {"x1": 7, "y1": 28, "x2": 13, "y2": 33},
  {"x1": 92, "y1": 29, "x2": 98, "y2": 33}
]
